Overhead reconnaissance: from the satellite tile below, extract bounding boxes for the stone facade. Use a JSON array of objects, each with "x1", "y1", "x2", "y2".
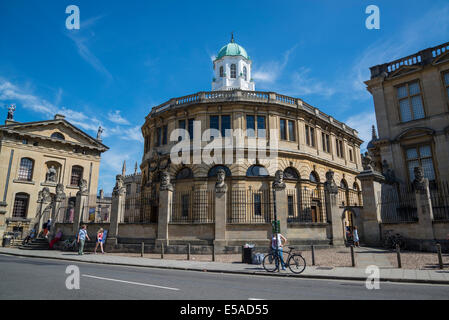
[{"x1": 0, "y1": 113, "x2": 108, "y2": 239}]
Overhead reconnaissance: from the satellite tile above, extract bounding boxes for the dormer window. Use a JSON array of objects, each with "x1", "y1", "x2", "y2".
[
  {"x1": 230, "y1": 64, "x2": 237, "y2": 78},
  {"x1": 220, "y1": 66, "x2": 224, "y2": 77}
]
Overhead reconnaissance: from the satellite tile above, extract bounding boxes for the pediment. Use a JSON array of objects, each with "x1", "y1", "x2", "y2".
[
  {"x1": 395, "y1": 127, "x2": 435, "y2": 141},
  {"x1": 2, "y1": 120, "x2": 108, "y2": 151},
  {"x1": 388, "y1": 65, "x2": 422, "y2": 79}
]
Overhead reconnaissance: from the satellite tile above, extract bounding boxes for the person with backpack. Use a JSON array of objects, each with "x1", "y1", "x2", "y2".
[{"x1": 77, "y1": 225, "x2": 90, "y2": 255}]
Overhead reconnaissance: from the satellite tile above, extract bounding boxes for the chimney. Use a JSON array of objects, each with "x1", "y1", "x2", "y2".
[{"x1": 54, "y1": 114, "x2": 66, "y2": 120}]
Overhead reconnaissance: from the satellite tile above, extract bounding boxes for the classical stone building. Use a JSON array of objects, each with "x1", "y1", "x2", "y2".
[
  {"x1": 366, "y1": 41, "x2": 449, "y2": 183},
  {"x1": 136, "y1": 37, "x2": 364, "y2": 249},
  {"x1": 0, "y1": 110, "x2": 108, "y2": 239},
  {"x1": 361, "y1": 41, "x2": 449, "y2": 250}
]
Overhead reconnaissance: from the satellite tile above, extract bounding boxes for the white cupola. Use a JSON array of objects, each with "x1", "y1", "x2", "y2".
[{"x1": 212, "y1": 35, "x2": 255, "y2": 91}]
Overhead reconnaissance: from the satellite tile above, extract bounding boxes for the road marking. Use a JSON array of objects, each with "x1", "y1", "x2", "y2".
[
  {"x1": 82, "y1": 274, "x2": 180, "y2": 291},
  {"x1": 248, "y1": 298, "x2": 265, "y2": 300}
]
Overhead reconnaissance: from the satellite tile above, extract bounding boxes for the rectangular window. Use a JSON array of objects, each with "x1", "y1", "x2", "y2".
[
  {"x1": 288, "y1": 120, "x2": 296, "y2": 142},
  {"x1": 397, "y1": 81, "x2": 425, "y2": 122},
  {"x1": 305, "y1": 125, "x2": 315, "y2": 147},
  {"x1": 188, "y1": 118, "x2": 194, "y2": 140},
  {"x1": 162, "y1": 125, "x2": 168, "y2": 145},
  {"x1": 221, "y1": 115, "x2": 231, "y2": 137},
  {"x1": 181, "y1": 194, "x2": 189, "y2": 217},
  {"x1": 210, "y1": 116, "x2": 219, "y2": 131},
  {"x1": 322, "y1": 133, "x2": 330, "y2": 153},
  {"x1": 444, "y1": 72, "x2": 449, "y2": 102},
  {"x1": 13, "y1": 194, "x2": 29, "y2": 218},
  {"x1": 336, "y1": 139, "x2": 344, "y2": 158},
  {"x1": 156, "y1": 127, "x2": 162, "y2": 147},
  {"x1": 257, "y1": 116, "x2": 266, "y2": 138},
  {"x1": 288, "y1": 195, "x2": 294, "y2": 217},
  {"x1": 280, "y1": 119, "x2": 287, "y2": 140},
  {"x1": 349, "y1": 148, "x2": 354, "y2": 162},
  {"x1": 246, "y1": 115, "x2": 255, "y2": 137},
  {"x1": 136, "y1": 184, "x2": 141, "y2": 194},
  {"x1": 254, "y1": 193, "x2": 262, "y2": 216},
  {"x1": 406, "y1": 145, "x2": 436, "y2": 181},
  {"x1": 178, "y1": 120, "x2": 186, "y2": 141}
]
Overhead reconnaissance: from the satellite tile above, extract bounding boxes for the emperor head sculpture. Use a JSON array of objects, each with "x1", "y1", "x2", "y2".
[
  {"x1": 272, "y1": 170, "x2": 286, "y2": 191},
  {"x1": 413, "y1": 166, "x2": 428, "y2": 194},
  {"x1": 160, "y1": 171, "x2": 173, "y2": 192},
  {"x1": 215, "y1": 168, "x2": 228, "y2": 193}
]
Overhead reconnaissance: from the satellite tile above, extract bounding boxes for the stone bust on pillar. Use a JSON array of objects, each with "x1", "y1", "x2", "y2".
[
  {"x1": 55, "y1": 184, "x2": 66, "y2": 202},
  {"x1": 324, "y1": 170, "x2": 338, "y2": 194},
  {"x1": 272, "y1": 170, "x2": 286, "y2": 191},
  {"x1": 413, "y1": 166, "x2": 429, "y2": 194},
  {"x1": 77, "y1": 179, "x2": 89, "y2": 196},
  {"x1": 215, "y1": 168, "x2": 228, "y2": 194},
  {"x1": 160, "y1": 171, "x2": 173, "y2": 192},
  {"x1": 362, "y1": 152, "x2": 375, "y2": 172},
  {"x1": 112, "y1": 175, "x2": 126, "y2": 197}
]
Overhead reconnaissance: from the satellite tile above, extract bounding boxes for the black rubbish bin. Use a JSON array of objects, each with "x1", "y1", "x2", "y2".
[
  {"x1": 243, "y1": 247, "x2": 253, "y2": 264},
  {"x1": 2, "y1": 237, "x2": 11, "y2": 247}
]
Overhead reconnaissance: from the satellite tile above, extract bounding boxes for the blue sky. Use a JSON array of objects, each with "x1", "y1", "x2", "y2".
[{"x1": 1, "y1": 0, "x2": 448, "y2": 193}]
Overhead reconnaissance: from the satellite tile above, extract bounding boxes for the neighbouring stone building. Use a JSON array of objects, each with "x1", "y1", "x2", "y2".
[
  {"x1": 133, "y1": 37, "x2": 364, "y2": 251},
  {"x1": 0, "y1": 109, "x2": 109, "y2": 239},
  {"x1": 362, "y1": 41, "x2": 449, "y2": 250}
]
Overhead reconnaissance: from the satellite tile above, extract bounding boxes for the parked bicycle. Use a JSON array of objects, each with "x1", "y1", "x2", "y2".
[
  {"x1": 263, "y1": 247, "x2": 306, "y2": 274},
  {"x1": 62, "y1": 238, "x2": 77, "y2": 252},
  {"x1": 383, "y1": 230, "x2": 406, "y2": 250}
]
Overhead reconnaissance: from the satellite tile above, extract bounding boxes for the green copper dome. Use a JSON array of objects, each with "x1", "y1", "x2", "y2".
[{"x1": 216, "y1": 38, "x2": 249, "y2": 60}]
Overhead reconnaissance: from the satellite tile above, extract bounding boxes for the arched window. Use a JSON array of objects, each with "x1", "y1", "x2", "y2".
[
  {"x1": 309, "y1": 171, "x2": 319, "y2": 183},
  {"x1": 176, "y1": 167, "x2": 193, "y2": 180},
  {"x1": 284, "y1": 167, "x2": 300, "y2": 180},
  {"x1": 51, "y1": 132, "x2": 65, "y2": 140},
  {"x1": 243, "y1": 66, "x2": 247, "y2": 81},
  {"x1": 340, "y1": 179, "x2": 348, "y2": 190},
  {"x1": 219, "y1": 66, "x2": 224, "y2": 77},
  {"x1": 230, "y1": 64, "x2": 237, "y2": 78},
  {"x1": 246, "y1": 165, "x2": 269, "y2": 177},
  {"x1": 208, "y1": 165, "x2": 231, "y2": 177},
  {"x1": 12, "y1": 193, "x2": 29, "y2": 218},
  {"x1": 18, "y1": 158, "x2": 34, "y2": 181},
  {"x1": 353, "y1": 182, "x2": 360, "y2": 191},
  {"x1": 70, "y1": 166, "x2": 84, "y2": 186}
]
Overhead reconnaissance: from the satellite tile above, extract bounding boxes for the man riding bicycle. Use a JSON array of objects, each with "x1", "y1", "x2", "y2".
[{"x1": 271, "y1": 232, "x2": 287, "y2": 270}]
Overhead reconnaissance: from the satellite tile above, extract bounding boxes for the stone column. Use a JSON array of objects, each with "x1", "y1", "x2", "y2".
[
  {"x1": 108, "y1": 175, "x2": 126, "y2": 246},
  {"x1": 50, "y1": 184, "x2": 66, "y2": 237},
  {"x1": 324, "y1": 170, "x2": 345, "y2": 246},
  {"x1": 72, "y1": 179, "x2": 89, "y2": 235},
  {"x1": 156, "y1": 171, "x2": 173, "y2": 247},
  {"x1": 273, "y1": 170, "x2": 287, "y2": 235},
  {"x1": 214, "y1": 169, "x2": 228, "y2": 251},
  {"x1": 413, "y1": 167, "x2": 435, "y2": 248},
  {"x1": 357, "y1": 169, "x2": 385, "y2": 246}
]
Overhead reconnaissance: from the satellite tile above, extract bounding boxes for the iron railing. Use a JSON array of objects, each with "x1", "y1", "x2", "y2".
[
  {"x1": 379, "y1": 184, "x2": 417, "y2": 223},
  {"x1": 287, "y1": 187, "x2": 326, "y2": 223},
  {"x1": 228, "y1": 189, "x2": 273, "y2": 224},
  {"x1": 430, "y1": 181, "x2": 449, "y2": 221},
  {"x1": 171, "y1": 190, "x2": 214, "y2": 223}
]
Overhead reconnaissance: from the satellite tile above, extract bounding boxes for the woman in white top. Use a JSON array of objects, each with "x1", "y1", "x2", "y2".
[
  {"x1": 271, "y1": 233, "x2": 287, "y2": 270},
  {"x1": 353, "y1": 226, "x2": 360, "y2": 247}
]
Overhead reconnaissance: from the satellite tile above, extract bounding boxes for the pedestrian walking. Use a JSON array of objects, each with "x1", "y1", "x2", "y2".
[
  {"x1": 271, "y1": 232, "x2": 287, "y2": 270},
  {"x1": 94, "y1": 228, "x2": 105, "y2": 254},
  {"x1": 77, "y1": 225, "x2": 90, "y2": 255},
  {"x1": 353, "y1": 226, "x2": 360, "y2": 247}
]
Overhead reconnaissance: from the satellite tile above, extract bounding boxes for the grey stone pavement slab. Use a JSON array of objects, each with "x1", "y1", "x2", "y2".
[{"x1": 1, "y1": 247, "x2": 448, "y2": 285}]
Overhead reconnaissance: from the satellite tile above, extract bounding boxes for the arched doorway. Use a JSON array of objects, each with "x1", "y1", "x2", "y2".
[{"x1": 343, "y1": 209, "x2": 355, "y2": 243}]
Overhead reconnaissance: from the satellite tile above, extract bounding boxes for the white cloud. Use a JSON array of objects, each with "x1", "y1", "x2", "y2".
[
  {"x1": 107, "y1": 110, "x2": 130, "y2": 125},
  {"x1": 345, "y1": 111, "x2": 377, "y2": 151},
  {"x1": 253, "y1": 46, "x2": 295, "y2": 84}
]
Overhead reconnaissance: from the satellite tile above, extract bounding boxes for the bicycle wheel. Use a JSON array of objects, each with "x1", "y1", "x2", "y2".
[
  {"x1": 263, "y1": 253, "x2": 279, "y2": 272},
  {"x1": 288, "y1": 254, "x2": 306, "y2": 274}
]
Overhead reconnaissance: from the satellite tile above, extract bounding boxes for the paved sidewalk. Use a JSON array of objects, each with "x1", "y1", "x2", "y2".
[{"x1": 1, "y1": 247, "x2": 448, "y2": 285}]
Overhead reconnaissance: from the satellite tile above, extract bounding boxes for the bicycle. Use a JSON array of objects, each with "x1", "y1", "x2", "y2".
[
  {"x1": 62, "y1": 238, "x2": 77, "y2": 252},
  {"x1": 263, "y1": 246, "x2": 306, "y2": 274},
  {"x1": 383, "y1": 230, "x2": 406, "y2": 250}
]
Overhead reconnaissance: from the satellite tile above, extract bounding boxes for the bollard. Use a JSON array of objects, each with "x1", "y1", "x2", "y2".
[
  {"x1": 160, "y1": 242, "x2": 163, "y2": 259},
  {"x1": 241, "y1": 246, "x2": 244, "y2": 263},
  {"x1": 396, "y1": 243, "x2": 402, "y2": 269},
  {"x1": 350, "y1": 245, "x2": 355, "y2": 267},
  {"x1": 311, "y1": 245, "x2": 315, "y2": 266},
  {"x1": 187, "y1": 243, "x2": 191, "y2": 261},
  {"x1": 437, "y1": 243, "x2": 443, "y2": 269},
  {"x1": 141, "y1": 241, "x2": 144, "y2": 257},
  {"x1": 212, "y1": 245, "x2": 216, "y2": 262}
]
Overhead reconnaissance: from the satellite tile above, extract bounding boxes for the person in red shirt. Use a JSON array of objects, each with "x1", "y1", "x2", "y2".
[{"x1": 94, "y1": 228, "x2": 105, "y2": 254}]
